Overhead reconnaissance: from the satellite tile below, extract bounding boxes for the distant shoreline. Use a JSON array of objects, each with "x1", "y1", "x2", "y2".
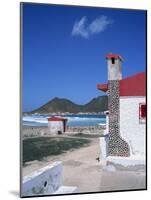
[{"x1": 23, "y1": 112, "x2": 105, "y2": 116}]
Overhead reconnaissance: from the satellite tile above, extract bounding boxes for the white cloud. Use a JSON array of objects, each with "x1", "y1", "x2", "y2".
[
  {"x1": 71, "y1": 16, "x2": 89, "y2": 39},
  {"x1": 71, "y1": 15, "x2": 113, "y2": 39},
  {"x1": 89, "y1": 16, "x2": 112, "y2": 33}
]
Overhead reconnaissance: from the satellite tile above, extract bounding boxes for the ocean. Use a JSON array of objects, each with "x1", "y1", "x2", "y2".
[{"x1": 22, "y1": 114, "x2": 106, "y2": 127}]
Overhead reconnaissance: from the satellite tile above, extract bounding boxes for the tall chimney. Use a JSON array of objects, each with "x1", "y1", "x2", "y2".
[
  {"x1": 107, "y1": 53, "x2": 122, "y2": 81},
  {"x1": 106, "y1": 53, "x2": 130, "y2": 157}
]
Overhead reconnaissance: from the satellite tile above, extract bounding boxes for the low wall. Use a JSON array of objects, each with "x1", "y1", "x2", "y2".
[
  {"x1": 22, "y1": 127, "x2": 50, "y2": 138},
  {"x1": 22, "y1": 161, "x2": 78, "y2": 197},
  {"x1": 22, "y1": 125, "x2": 104, "y2": 138},
  {"x1": 99, "y1": 136, "x2": 108, "y2": 160},
  {"x1": 66, "y1": 126, "x2": 105, "y2": 134},
  {"x1": 22, "y1": 162, "x2": 63, "y2": 197}
]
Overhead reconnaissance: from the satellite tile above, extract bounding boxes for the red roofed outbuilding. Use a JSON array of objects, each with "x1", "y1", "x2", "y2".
[{"x1": 47, "y1": 116, "x2": 68, "y2": 134}]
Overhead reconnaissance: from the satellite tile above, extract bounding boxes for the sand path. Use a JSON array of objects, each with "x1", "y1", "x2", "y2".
[{"x1": 23, "y1": 137, "x2": 146, "y2": 193}]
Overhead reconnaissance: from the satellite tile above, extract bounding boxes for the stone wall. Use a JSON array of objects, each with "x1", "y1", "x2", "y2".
[{"x1": 108, "y1": 80, "x2": 130, "y2": 157}]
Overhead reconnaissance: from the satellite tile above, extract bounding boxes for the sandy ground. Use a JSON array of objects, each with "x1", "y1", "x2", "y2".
[{"x1": 22, "y1": 136, "x2": 146, "y2": 193}]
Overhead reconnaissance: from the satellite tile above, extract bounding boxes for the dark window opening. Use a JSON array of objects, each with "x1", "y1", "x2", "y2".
[
  {"x1": 139, "y1": 103, "x2": 146, "y2": 123},
  {"x1": 140, "y1": 104, "x2": 146, "y2": 118},
  {"x1": 111, "y1": 58, "x2": 115, "y2": 64}
]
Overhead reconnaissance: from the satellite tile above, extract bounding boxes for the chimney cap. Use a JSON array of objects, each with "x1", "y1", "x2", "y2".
[{"x1": 106, "y1": 53, "x2": 123, "y2": 61}]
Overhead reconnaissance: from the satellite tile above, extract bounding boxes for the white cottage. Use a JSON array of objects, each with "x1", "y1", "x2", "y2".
[
  {"x1": 97, "y1": 53, "x2": 146, "y2": 158},
  {"x1": 48, "y1": 117, "x2": 68, "y2": 134}
]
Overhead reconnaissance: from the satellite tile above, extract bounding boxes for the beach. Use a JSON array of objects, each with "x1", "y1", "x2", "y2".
[{"x1": 22, "y1": 126, "x2": 146, "y2": 193}]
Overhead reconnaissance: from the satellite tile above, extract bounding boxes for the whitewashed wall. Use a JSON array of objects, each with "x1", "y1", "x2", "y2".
[
  {"x1": 120, "y1": 97, "x2": 146, "y2": 156},
  {"x1": 22, "y1": 161, "x2": 78, "y2": 197},
  {"x1": 48, "y1": 121, "x2": 64, "y2": 134},
  {"x1": 22, "y1": 162, "x2": 63, "y2": 196}
]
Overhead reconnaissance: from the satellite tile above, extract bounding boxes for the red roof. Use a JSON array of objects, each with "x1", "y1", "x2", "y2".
[
  {"x1": 48, "y1": 117, "x2": 67, "y2": 121},
  {"x1": 97, "y1": 84, "x2": 108, "y2": 92},
  {"x1": 106, "y1": 53, "x2": 123, "y2": 61},
  {"x1": 97, "y1": 72, "x2": 146, "y2": 96}
]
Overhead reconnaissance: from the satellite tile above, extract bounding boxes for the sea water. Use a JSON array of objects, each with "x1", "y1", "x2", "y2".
[{"x1": 22, "y1": 114, "x2": 106, "y2": 127}]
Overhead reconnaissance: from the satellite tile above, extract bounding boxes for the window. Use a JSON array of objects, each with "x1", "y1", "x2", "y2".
[
  {"x1": 111, "y1": 58, "x2": 115, "y2": 64},
  {"x1": 139, "y1": 103, "x2": 146, "y2": 123}
]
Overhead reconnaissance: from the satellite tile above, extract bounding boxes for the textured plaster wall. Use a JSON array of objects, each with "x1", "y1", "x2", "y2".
[
  {"x1": 120, "y1": 97, "x2": 146, "y2": 156},
  {"x1": 48, "y1": 121, "x2": 64, "y2": 134},
  {"x1": 107, "y1": 59, "x2": 122, "y2": 80}
]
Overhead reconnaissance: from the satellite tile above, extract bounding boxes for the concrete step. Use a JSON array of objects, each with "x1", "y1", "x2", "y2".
[{"x1": 53, "y1": 186, "x2": 78, "y2": 194}]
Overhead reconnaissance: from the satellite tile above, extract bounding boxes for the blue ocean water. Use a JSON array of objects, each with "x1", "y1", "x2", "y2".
[{"x1": 23, "y1": 114, "x2": 106, "y2": 127}]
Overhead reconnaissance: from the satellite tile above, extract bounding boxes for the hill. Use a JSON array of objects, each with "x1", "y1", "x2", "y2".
[{"x1": 26, "y1": 96, "x2": 108, "y2": 114}]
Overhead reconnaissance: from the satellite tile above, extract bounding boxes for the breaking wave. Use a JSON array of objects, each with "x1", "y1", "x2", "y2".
[{"x1": 22, "y1": 114, "x2": 106, "y2": 127}]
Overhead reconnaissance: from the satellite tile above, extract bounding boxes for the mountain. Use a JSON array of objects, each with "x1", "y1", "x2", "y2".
[
  {"x1": 26, "y1": 96, "x2": 108, "y2": 114},
  {"x1": 82, "y1": 96, "x2": 108, "y2": 113}
]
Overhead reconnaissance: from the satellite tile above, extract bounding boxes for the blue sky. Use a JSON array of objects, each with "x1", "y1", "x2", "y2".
[{"x1": 22, "y1": 3, "x2": 146, "y2": 112}]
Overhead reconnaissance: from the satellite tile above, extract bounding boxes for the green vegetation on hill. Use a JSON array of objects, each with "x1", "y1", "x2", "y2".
[{"x1": 27, "y1": 95, "x2": 108, "y2": 114}]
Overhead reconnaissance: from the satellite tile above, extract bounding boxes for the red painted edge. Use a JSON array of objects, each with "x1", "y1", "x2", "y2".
[
  {"x1": 48, "y1": 117, "x2": 68, "y2": 121},
  {"x1": 106, "y1": 53, "x2": 123, "y2": 60}
]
